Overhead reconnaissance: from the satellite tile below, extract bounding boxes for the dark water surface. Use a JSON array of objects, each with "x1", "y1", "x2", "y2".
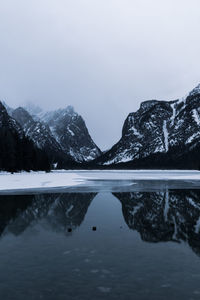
[{"x1": 1, "y1": 183, "x2": 200, "y2": 299}]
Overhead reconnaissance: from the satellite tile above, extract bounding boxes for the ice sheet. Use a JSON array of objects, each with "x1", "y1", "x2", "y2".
[{"x1": 0, "y1": 169, "x2": 200, "y2": 192}]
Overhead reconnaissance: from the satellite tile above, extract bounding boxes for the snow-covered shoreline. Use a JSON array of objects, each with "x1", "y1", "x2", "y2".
[
  {"x1": 0, "y1": 171, "x2": 83, "y2": 192},
  {"x1": 0, "y1": 170, "x2": 200, "y2": 193}
]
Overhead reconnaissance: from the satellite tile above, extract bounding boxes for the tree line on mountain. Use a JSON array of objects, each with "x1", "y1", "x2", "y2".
[
  {"x1": 1, "y1": 125, "x2": 200, "y2": 172},
  {"x1": 0, "y1": 127, "x2": 50, "y2": 172},
  {"x1": 86, "y1": 142, "x2": 200, "y2": 170}
]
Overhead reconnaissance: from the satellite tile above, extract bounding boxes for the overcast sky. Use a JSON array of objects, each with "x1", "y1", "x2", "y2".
[{"x1": 0, "y1": 0, "x2": 200, "y2": 150}]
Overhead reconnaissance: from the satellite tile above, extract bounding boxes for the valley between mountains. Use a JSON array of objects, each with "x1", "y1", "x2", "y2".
[{"x1": 1, "y1": 83, "x2": 200, "y2": 171}]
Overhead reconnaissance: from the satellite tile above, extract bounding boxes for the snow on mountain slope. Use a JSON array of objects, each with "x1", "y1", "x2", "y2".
[
  {"x1": 26, "y1": 105, "x2": 102, "y2": 162},
  {"x1": 12, "y1": 107, "x2": 62, "y2": 151},
  {"x1": 11, "y1": 107, "x2": 74, "y2": 165},
  {"x1": 96, "y1": 83, "x2": 200, "y2": 165}
]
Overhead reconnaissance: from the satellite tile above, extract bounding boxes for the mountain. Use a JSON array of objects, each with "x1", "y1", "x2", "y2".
[
  {"x1": 0, "y1": 102, "x2": 50, "y2": 172},
  {"x1": 26, "y1": 104, "x2": 102, "y2": 162},
  {"x1": 94, "y1": 83, "x2": 200, "y2": 169},
  {"x1": 11, "y1": 107, "x2": 74, "y2": 167},
  {"x1": 113, "y1": 190, "x2": 200, "y2": 256}
]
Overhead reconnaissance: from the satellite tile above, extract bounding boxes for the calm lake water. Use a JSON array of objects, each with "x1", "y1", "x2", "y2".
[{"x1": 1, "y1": 180, "x2": 200, "y2": 299}]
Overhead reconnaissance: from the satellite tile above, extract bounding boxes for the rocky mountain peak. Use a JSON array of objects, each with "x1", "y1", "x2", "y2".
[
  {"x1": 188, "y1": 83, "x2": 200, "y2": 97},
  {"x1": 139, "y1": 100, "x2": 160, "y2": 112}
]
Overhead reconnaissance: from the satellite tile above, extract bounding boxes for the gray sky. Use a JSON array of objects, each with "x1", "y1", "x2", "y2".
[{"x1": 0, "y1": 0, "x2": 200, "y2": 150}]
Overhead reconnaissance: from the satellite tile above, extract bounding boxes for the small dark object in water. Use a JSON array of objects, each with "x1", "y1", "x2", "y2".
[
  {"x1": 68, "y1": 228, "x2": 72, "y2": 232},
  {"x1": 92, "y1": 226, "x2": 97, "y2": 231}
]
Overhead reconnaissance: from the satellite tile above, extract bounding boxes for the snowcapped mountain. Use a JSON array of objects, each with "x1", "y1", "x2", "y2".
[
  {"x1": 26, "y1": 104, "x2": 102, "y2": 162},
  {"x1": 12, "y1": 107, "x2": 61, "y2": 151},
  {"x1": 95, "y1": 83, "x2": 200, "y2": 167},
  {"x1": 11, "y1": 107, "x2": 73, "y2": 165}
]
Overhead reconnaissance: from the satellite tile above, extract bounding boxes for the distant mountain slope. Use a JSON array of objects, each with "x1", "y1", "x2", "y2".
[
  {"x1": 94, "y1": 83, "x2": 200, "y2": 169},
  {"x1": 26, "y1": 104, "x2": 102, "y2": 162},
  {"x1": 0, "y1": 102, "x2": 50, "y2": 172}
]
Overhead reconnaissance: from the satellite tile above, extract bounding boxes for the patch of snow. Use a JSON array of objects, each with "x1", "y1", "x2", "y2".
[
  {"x1": 118, "y1": 156, "x2": 133, "y2": 163},
  {"x1": 163, "y1": 120, "x2": 169, "y2": 152},
  {"x1": 67, "y1": 126, "x2": 75, "y2": 136},
  {"x1": 154, "y1": 143, "x2": 165, "y2": 153},
  {"x1": 174, "y1": 118, "x2": 184, "y2": 130},
  {"x1": 186, "y1": 133, "x2": 199, "y2": 144},
  {"x1": 145, "y1": 121, "x2": 156, "y2": 130},
  {"x1": 103, "y1": 149, "x2": 134, "y2": 165},
  {"x1": 103, "y1": 159, "x2": 116, "y2": 165},
  {"x1": 0, "y1": 171, "x2": 82, "y2": 192},
  {"x1": 192, "y1": 109, "x2": 200, "y2": 126},
  {"x1": 170, "y1": 103, "x2": 176, "y2": 126},
  {"x1": 130, "y1": 125, "x2": 143, "y2": 138}
]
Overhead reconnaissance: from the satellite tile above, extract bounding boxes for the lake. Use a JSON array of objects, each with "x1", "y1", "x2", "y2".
[{"x1": 0, "y1": 178, "x2": 200, "y2": 299}]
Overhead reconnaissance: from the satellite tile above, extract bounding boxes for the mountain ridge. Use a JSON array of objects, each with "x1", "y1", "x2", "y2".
[
  {"x1": 92, "y1": 83, "x2": 200, "y2": 169},
  {"x1": 1, "y1": 83, "x2": 200, "y2": 170}
]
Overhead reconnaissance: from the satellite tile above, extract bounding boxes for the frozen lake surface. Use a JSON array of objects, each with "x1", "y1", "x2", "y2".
[
  {"x1": 0, "y1": 173, "x2": 200, "y2": 299},
  {"x1": 1, "y1": 170, "x2": 200, "y2": 193}
]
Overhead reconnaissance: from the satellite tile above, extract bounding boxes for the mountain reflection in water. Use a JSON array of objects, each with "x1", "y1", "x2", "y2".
[
  {"x1": 113, "y1": 190, "x2": 200, "y2": 256},
  {"x1": 0, "y1": 190, "x2": 200, "y2": 256},
  {"x1": 0, "y1": 193, "x2": 96, "y2": 236}
]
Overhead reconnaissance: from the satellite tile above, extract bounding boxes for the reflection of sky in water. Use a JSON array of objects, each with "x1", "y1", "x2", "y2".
[{"x1": 0, "y1": 188, "x2": 200, "y2": 299}]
